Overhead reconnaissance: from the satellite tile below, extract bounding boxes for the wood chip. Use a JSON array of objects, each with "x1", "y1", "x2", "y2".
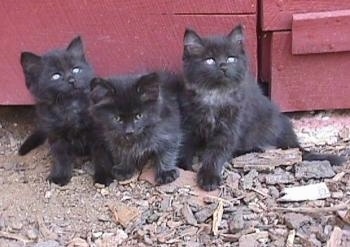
[
  {"x1": 326, "y1": 226, "x2": 343, "y2": 247},
  {"x1": 108, "y1": 203, "x2": 140, "y2": 228},
  {"x1": 37, "y1": 215, "x2": 58, "y2": 240},
  {"x1": 232, "y1": 148, "x2": 302, "y2": 171},
  {"x1": 286, "y1": 229, "x2": 295, "y2": 247},
  {"x1": 228, "y1": 210, "x2": 244, "y2": 234},
  {"x1": 181, "y1": 204, "x2": 197, "y2": 226},
  {"x1": 221, "y1": 227, "x2": 256, "y2": 242},
  {"x1": 238, "y1": 231, "x2": 269, "y2": 247},
  {"x1": 331, "y1": 171, "x2": 346, "y2": 181},
  {"x1": 212, "y1": 200, "x2": 224, "y2": 236},
  {"x1": 241, "y1": 169, "x2": 258, "y2": 190},
  {"x1": 195, "y1": 203, "x2": 218, "y2": 223},
  {"x1": 337, "y1": 209, "x2": 350, "y2": 224},
  {"x1": 0, "y1": 230, "x2": 31, "y2": 243},
  {"x1": 273, "y1": 200, "x2": 350, "y2": 214},
  {"x1": 278, "y1": 182, "x2": 331, "y2": 202},
  {"x1": 67, "y1": 237, "x2": 89, "y2": 247},
  {"x1": 264, "y1": 172, "x2": 295, "y2": 185},
  {"x1": 295, "y1": 161, "x2": 335, "y2": 179}
]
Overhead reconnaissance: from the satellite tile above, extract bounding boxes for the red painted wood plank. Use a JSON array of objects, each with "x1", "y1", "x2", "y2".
[
  {"x1": 0, "y1": 1, "x2": 257, "y2": 105},
  {"x1": 125, "y1": 0, "x2": 257, "y2": 14},
  {"x1": 270, "y1": 32, "x2": 350, "y2": 112},
  {"x1": 292, "y1": 10, "x2": 350, "y2": 55},
  {"x1": 261, "y1": 0, "x2": 350, "y2": 31}
]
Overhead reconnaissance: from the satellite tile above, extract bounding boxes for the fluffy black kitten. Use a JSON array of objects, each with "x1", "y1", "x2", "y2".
[
  {"x1": 19, "y1": 37, "x2": 114, "y2": 186},
  {"x1": 89, "y1": 72, "x2": 181, "y2": 185},
  {"x1": 179, "y1": 25, "x2": 344, "y2": 191}
]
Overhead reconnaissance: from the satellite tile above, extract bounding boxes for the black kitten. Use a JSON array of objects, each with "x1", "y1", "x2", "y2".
[
  {"x1": 179, "y1": 25, "x2": 344, "y2": 191},
  {"x1": 89, "y1": 72, "x2": 181, "y2": 185},
  {"x1": 19, "y1": 37, "x2": 114, "y2": 186}
]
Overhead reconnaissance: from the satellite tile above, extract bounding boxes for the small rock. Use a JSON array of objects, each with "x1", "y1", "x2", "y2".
[
  {"x1": 146, "y1": 211, "x2": 160, "y2": 224},
  {"x1": 167, "y1": 220, "x2": 182, "y2": 228},
  {"x1": 100, "y1": 188, "x2": 109, "y2": 196},
  {"x1": 241, "y1": 169, "x2": 258, "y2": 190},
  {"x1": 228, "y1": 210, "x2": 244, "y2": 234},
  {"x1": 331, "y1": 191, "x2": 344, "y2": 199},
  {"x1": 269, "y1": 186, "x2": 280, "y2": 199},
  {"x1": 183, "y1": 241, "x2": 201, "y2": 247},
  {"x1": 45, "y1": 190, "x2": 53, "y2": 199},
  {"x1": 264, "y1": 172, "x2": 295, "y2": 185},
  {"x1": 284, "y1": 213, "x2": 313, "y2": 229},
  {"x1": 295, "y1": 161, "x2": 335, "y2": 179},
  {"x1": 339, "y1": 127, "x2": 350, "y2": 141},
  {"x1": 34, "y1": 240, "x2": 60, "y2": 247},
  {"x1": 239, "y1": 232, "x2": 269, "y2": 247},
  {"x1": 143, "y1": 235, "x2": 153, "y2": 245},
  {"x1": 243, "y1": 192, "x2": 256, "y2": 204},
  {"x1": 0, "y1": 216, "x2": 5, "y2": 229},
  {"x1": 10, "y1": 220, "x2": 23, "y2": 231},
  {"x1": 97, "y1": 214, "x2": 110, "y2": 222},
  {"x1": 181, "y1": 204, "x2": 197, "y2": 225},
  {"x1": 113, "y1": 202, "x2": 140, "y2": 228},
  {"x1": 298, "y1": 232, "x2": 322, "y2": 247},
  {"x1": 195, "y1": 203, "x2": 217, "y2": 223},
  {"x1": 95, "y1": 230, "x2": 128, "y2": 247},
  {"x1": 67, "y1": 238, "x2": 89, "y2": 247},
  {"x1": 26, "y1": 228, "x2": 39, "y2": 240},
  {"x1": 159, "y1": 196, "x2": 172, "y2": 212},
  {"x1": 92, "y1": 231, "x2": 103, "y2": 239},
  {"x1": 226, "y1": 172, "x2": 241, "y2": 190},
  {"x1": 324, "y1": 225, "x2": 333, "y2": 235},
  {"x1": 94, "y1": 183, "x2": 105, "y2": 189}
]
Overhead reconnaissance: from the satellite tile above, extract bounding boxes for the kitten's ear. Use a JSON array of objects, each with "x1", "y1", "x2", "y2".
[
  {"x1": 20, "y1": 52, "x2": 42, "y2": 88},
  {"x1": 136, "y1": 72, "x2": 160, "y2": 102},
  {"x1": 66, "y1": 36, "x2": 85, "y2": 61},
  {"x1": 227, "y1": 25, "x2": 244, "y2": 45},
  {"x1": 90, "y1": 77, "x2": 116, "y2": 103},
  {"x1": 183, "y1": 29, "x2": 204, "y2": 56}
]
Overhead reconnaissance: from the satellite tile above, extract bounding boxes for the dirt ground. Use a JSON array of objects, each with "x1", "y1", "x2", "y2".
[{"x1": 0, "y1": 107, "x2": 349, "y2": 247}]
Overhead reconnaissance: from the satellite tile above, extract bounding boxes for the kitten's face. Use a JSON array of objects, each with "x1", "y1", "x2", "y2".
[
  {"x1": 183, "y1": 25, "x2": 247, "y2": 89},
  {"x1": 89, "y1": 73, "x2": 161, "y2": 142},
  {"x1": 20, "y1": 37, "x2": 94, "y2": 99}
]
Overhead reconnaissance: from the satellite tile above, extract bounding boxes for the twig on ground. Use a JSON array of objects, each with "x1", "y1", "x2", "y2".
[
  {"x1": 0, "y1": 230, "x2": 31, "y2": 243},
  {"x1": 272, "y1": 200, "x2": 350, "y2": 214}
]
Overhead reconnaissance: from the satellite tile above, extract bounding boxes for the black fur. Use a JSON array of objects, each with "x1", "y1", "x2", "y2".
[
  {"x1": 19, "y1": 37, "x2": 114, "y2": 186},
  {"x1": 89, "y1": 71, "x2": 181, "y2": 185},
  {"x1": 179, "y1": 25, "x2": 344, "y2": 191},
  {"x1": 18, "y1": 129, "x2": 47, "y2": 155}
]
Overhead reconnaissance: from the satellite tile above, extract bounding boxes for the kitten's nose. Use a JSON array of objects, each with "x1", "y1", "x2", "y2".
[
  {"x1": 68, "y1": 77, "x2": 76, "y2": 85},
  {"x1": 125, "y1": 126, "x2": 135, "y2": 135},
  {"x1": 220, "y1": 63, "x2": 228, "y2": 72}
]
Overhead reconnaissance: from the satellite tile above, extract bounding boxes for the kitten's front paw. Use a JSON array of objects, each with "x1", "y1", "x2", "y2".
[
  {"x1": 47, "y1": 174, "x2": 71, "y2": 186},
  {"x1": 156, "y1": 168, "x2": 179, "y2": 185},
  {"x1": 112, "y1": 166, "x2": 135, "y2": 181},
  {"x1": 94, "y1": 172, "x2": 114, "y2": 186},
  {"x1": 197, "y1": 168, "x2": 222, "y2": 191}
]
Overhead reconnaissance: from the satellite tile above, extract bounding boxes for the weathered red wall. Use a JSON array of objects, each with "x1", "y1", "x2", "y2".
[
  {"x1": 260, "y1": 0, "x2": 350, "y2": 112},
  {"x1": 0, "y1": 1, "x2": 257, "y2": 105}
]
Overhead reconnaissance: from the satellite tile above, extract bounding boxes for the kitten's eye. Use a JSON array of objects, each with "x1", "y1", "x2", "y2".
[
  {"x1": 135, "y1": 113, "x2": 143, "y2": 120},
  {"x1": 205, "y1": 58, "x2": 215, "y2": 65},
  {"x1": 72, "y1": 67, "x2": 81, "y2": 74},
  {"x1": 51, "y1": 73, "x2": 61, "y2": 80},
  {"x1": 114, "y1": 116, "x2": 121, "y2": 122},
  {"x1": 227, "y1": 56, "x2": 237, "y2": 63}
]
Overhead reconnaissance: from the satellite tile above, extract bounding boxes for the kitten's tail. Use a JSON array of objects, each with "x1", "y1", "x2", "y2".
[
  {"x1": 301, "y1": 149, "x2": 345, "y2": 166},
  {"x1": 18, "y1": 130, "x2": 47, "y2": 155}
]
